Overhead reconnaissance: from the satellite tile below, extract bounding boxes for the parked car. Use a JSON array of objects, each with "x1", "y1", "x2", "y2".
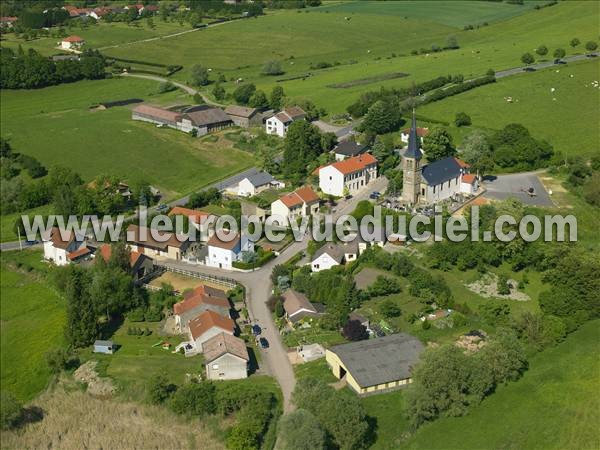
[
  {"x1": 369, "y1": 193, "x2": 379, "y2": 200},
  {"x1": 252, "y1": 324, "x2": 262, "y2": 336},
  {"x1": 156, "y1": 203, "x2": 168, "y2": 211},
  {"x1": 259, "y1": 337, "x2": 269, "y2": 349}
]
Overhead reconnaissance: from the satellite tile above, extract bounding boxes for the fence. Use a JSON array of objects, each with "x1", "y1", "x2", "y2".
[{"x1": 156, "y1": 264, "x2": 238, "y2": 289}]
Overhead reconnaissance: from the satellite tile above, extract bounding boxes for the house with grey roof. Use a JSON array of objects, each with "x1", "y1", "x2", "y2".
[
  {"x1": 265, "y1": 106, "x2": 306, "y2": 137},
  {"x1": 325, "y1": 333, "x2": 424, "y2": 395},
  {"x1": 282, "y1": 289, "x2": 325, "y2": 325},
  {"x1": 311, "y1": 243, "x2": 346, "y2": 272},
  {"x1": 333, "y1": 140, "x2": 370, "y2": 161},
  {"x1": 236, "y1": 171, "x2": 284, "y2": 197}
]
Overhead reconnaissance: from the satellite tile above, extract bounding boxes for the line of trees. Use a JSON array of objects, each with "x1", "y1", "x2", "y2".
[{"x1": 0, "y1": 47, "x2": 105, "y2": 89}]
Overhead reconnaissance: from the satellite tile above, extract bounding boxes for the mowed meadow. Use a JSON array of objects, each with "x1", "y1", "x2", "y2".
[
  {"x1": 419, "y1": 59, "x2": 600, "y2": 158},
  {"x1": 0, "y1": 77, "x2": 255, "y2": 198},
  {"x1": 97, "y1": 1, "x2": 599, "y2": 115}
]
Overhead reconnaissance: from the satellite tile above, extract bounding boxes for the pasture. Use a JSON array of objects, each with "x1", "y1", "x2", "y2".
[
  {"x1": 419, "y1": 59, "x2": 600, "y2": 158},
  {"x1": 405, "y1": 319, "x2": 600, "y2": 450},
  {"x1": 0, "y1": 250, "x2": 65, "y2": 402},
  {"x1": 96, "y1": 2, "x2": 598, "y2": 115},
  {"x1": 0, "y1": 77, "x2": 255, "y2": 198}
]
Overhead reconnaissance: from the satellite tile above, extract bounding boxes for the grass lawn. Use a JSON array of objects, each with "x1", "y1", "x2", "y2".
[
  {"x1": 294, "y1": 358, "x2": 337, "y2": 383},
  {"x1": 0, "y1": 250, "x2": 65, "y2": 402},
  {"x1": 404, "y1": 319, "x2": 600, "y2": 450},
  {"x1": 0, "y1": 204, "x2": 52, "y2": 243},
  {"x1": 0, "y1": 77, "x2": 255, "y2": 199},
  {"x1": 363, "y1": 389, "x2": 410, "y2": 450},
  {"x1": 282, "y1": 325, "x2": 347, "y2": 348},
  {"x1": 81, "y1": 318, "x2": 200, "y2": 401},
  {"x1": 418, "y1": 59, "x2": 600, "y2": 158}
]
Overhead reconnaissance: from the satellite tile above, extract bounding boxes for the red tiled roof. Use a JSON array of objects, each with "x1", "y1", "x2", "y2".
[
  {"x1": 132, "y1": 104, "x2": 182, "y2": 123},
  {"x1": 67, "y1": 247, "x2": 91, "y2": 261},
  {"x1": 98, "y1": 244, "x2": 145, "y2": 267},
  {"x1": 462, "y1": 174, "x2": 476, "y2": 184},
  {"x1": 327, "y1": 153, "x2": 377, "y2": 176},
  {"x1": 63, "y1": 35, "x2": 84, "y2": 43},
  {"x1": 402, "y1": 127, "x2": 429, "y2": 137},
  {"x1": 207, "y1": 230, "x2": 240, "y2": 250},
  {"x1": 454, "y1": 158, "x2": 470, "y2": 169},
  {"x1": 0, "y1": 17, "x2": 18, "y2": 22},
  {"x1": 168, "y1": 206, "x2": 212, "y2": 225},
  {"x1": 189, "y1": 310, "x2": 234, "y2": 340},
  {"x1": 173, "y1": 292, "x2": 229, "y2": 315},
  {"x1": 184, "y1": 285, "x2": 228, "y2": 300},
  {"x1": 278, "y1": 186, "x2": 319, "y2": 209}
]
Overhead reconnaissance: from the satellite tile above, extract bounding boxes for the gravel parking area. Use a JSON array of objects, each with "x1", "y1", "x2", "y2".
[{"x1": 482, "y1": 172, "x2": 554, "y2": 207}]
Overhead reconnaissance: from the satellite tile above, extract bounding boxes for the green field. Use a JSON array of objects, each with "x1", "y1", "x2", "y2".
[
  {"x1": 0, "y1": 77, "x2": 255, "y2": 198},
  {"x1": 94, "y1": 2, "x2": 598, "y2": 115},
  {"x1": 405, "y1": 319, "x2": 600, "y2": 450},
  {"x1": 0, "y1": 250, "x2": 65, "y2": 401},
  {"x1": 318, "y1": 0, "x2": 546, "y2": 28},
  {"x1": 419, "y1": 59, "x2": 600, "y2": 158}
]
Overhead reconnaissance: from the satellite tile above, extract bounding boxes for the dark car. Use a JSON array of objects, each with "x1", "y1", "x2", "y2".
[
  {"x1": 369, "y1": 193, "x2": 379, "y2": 200},
  {"x1": 259, "y1": 337, "x2": 269, "y2": 349},
  {"x1": 156, "y1": 203, "x2": 168, "y2": 211},
  {"x1": 252, "y1": 324, "x2": 262, "y2": 336}
]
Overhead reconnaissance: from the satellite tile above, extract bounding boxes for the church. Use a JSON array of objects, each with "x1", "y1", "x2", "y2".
[{"x1": 401, "y1": 113, "x2": 478, "y2": 205}]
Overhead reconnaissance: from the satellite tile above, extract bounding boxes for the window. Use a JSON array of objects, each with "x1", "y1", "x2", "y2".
[{"x1": 212, "y1": 364, "x2": 219, "y2": 370}]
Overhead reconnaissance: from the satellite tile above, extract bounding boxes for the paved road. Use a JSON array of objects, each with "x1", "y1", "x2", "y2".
[
  {"x1": 482, "y1": 171, "x2": 554, "y2": 207},
  {"x1": 161, "y1": 176, "x2": 388, "y2": 412},
  {"x1": 495, "y1": 53, "x2": 598, "y2": 79}
]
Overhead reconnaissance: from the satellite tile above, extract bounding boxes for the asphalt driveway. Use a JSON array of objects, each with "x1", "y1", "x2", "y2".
[{"x1": 482, "y1": 172, "x2": 554, "y2": 207}]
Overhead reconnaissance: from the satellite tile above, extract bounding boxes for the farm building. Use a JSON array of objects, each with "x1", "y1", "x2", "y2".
[
  {"x1": 60, "y1": 35, "x2": 85, "y2": 50},
  {"x1": 333, "y1": 141, "x2": 370, "y2": 161},
  {"x1": 93, "y1": 340, "x2": 115, "y2": 354},
  {"x1": 188, "y1": 310, "x2": 235, "y2": 351},
  {"x1": 316, "y1": 154, "x2": 378, "y2": 197},
  {"x1": 126, "y1": 224, "x2": 190, "y2": 260},
  {"x1": 42, "y1": 227, "x2": 89, "y2": 266},
  {"x1": 131, "y1": 104, "x2": 232, "y2": 136},
  {"x1": 270, "y1": 186, "x2": 320, "y2": 223},
  {"x1": 203, "y1": 332, "x2": 249, "y2": 380},
  {"x1": 225, "y1": 105, "x2": 261, "y2": 127},
  {"x1": 326, "y1": 333, "x2": 424, "y2": 395},
  {"x1": 265, "y1": 106, "x2": 306, "y2": 137}
]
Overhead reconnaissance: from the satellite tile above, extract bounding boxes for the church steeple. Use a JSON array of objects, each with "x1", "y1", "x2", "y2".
[{"x1": 404, "y1": 110, "x2": 423, "y2": 160}]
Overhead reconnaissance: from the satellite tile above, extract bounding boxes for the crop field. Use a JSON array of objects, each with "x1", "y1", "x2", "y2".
[
  {"x1": 419, "y1": 59, "x2": 600, "y2": 158},
  {"x1": 96, "y1": 2, "x2": 598, "y2": 115},
  {"x1": 0, "y1": 77, "x2": 255, "y2": 198},
  {"x1": 405, "y1": 319, "x2": 600, "y2": 450},
  {"x1": 0, "y1": 250, "x2": 65, "y2": 402},
  {"x1": 317, "y1": 0, "x2": 547, "y2": 28}
]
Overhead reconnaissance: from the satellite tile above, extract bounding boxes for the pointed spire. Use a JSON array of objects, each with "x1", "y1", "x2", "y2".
[{"x1": 404, "y1": 109, "x2": 423, "y2": 160}]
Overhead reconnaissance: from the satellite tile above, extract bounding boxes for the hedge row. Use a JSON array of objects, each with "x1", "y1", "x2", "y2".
[
  {"x1": 423, "y1": 75, "x2": 496, "y2": 104},
  {"x1": 233, "y1": 251, "x2": 276, "y2": 270}
]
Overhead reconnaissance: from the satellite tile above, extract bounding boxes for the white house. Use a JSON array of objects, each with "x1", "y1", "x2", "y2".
[
  {"x1": 400, "y1": 126, "x2": 429, "y2": 144},
  {"x1": 203, "y1": 332, "x2": 249, "y2": 380},
  {"x1": 265, "y1": 106, "x2": 306, "y2": 137},
  {"x1": 316, "y1": 153, "x2": 378, "y2": 197},
  {"x1": 460, "y1": 173, "x2": 479, "y2": 195},
  {"x1": 60, "y1": 35, "x2": 85, "y2": 50},
  {"x1": 237, "y1": 171, "x2": 283, "y2": 197},
  {"x1": 311, "y1": 243, "x2": 345, "y2": 272},
  {"x1": 188, "y1": 310, "x2": 235, "y2": 352},
  {"x1": 43, "y1": 227, "x2": 89, "y2": 266},
  {"x1": 205, "y1": 231, "x2": 253, "y2": 269},
  {"x1": 270, "y1": 186, "x2": 320, "y2": 223}
]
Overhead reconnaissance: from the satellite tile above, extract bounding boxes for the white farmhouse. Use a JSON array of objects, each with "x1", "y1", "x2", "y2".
[
  {"x1": 205, "y1": 231, "x2": 253, "y2": 269},
  {"x1": 60, "y1": 35, "x2": 85, "y2": 50},
  {"x1": 265, "y1": 106, "x2": 306, "y2": 137},
  {"x1": 311, "y1": 243, "x2": 345, "y2": 272},
  {"x1": 203, "y1": 332, "x2": 249, "y2": 380},
  {"x1": 188, "y1": 310, "x2": 235, "y2": 352},
  {"x1": 237, "y1": 171, "x2": 283, "y2": 197},
  {"x1": 43, "y1": 227, "x2": 90, "y2": 266},
  {"x1": 316, "y1": 154, "x2": 378, "y2": 197},
  {"x1": 270, "y1": 186, "x2": 320, "y2": 223}
]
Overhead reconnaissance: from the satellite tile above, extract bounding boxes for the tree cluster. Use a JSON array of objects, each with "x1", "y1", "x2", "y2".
[{"x1": 1, "y1": 47, "x2": 105, "y2": 89}]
